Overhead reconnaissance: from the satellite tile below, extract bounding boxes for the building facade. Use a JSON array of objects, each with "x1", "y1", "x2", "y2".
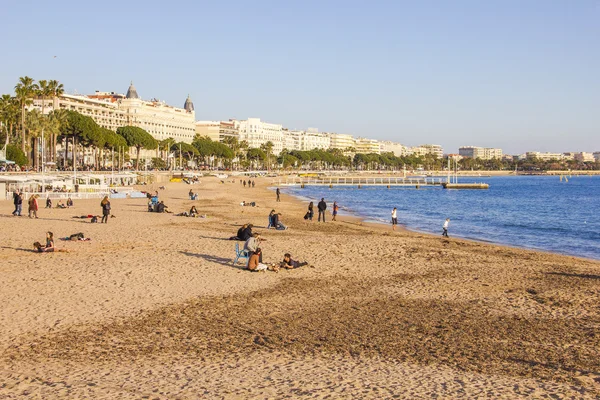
[
  {"x1": 526, "y1": 152, "x2": 565, "y2": 161},
  {"x1": 117, "y1": 83, "x2": 196, "y2": 143},
  {"x1": 459, "y1": 146, "x2": 503, "y2": 160},
  {"x1": 574, "y1": 152, "x2": 595, "y2": 162},
  {"x1": 379, "y1": 141, "x2": 405, "y2": 157},
  {"x1": 419, "y1": 144, "x2": 444, "y2": 158},
  {"x1": 354, "y1": 138, "x2": 380, "y2": 154},
  {"x1": 236, "y1": 118, "x2": 284, "y2": 155},
  {"x1": 327, "y1": 133, "x2": 355, "y2": 151}
]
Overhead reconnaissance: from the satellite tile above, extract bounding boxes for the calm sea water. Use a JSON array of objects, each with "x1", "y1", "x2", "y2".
[{"x1": 282, "y1": 176, "x2": 600, "y2": 260}]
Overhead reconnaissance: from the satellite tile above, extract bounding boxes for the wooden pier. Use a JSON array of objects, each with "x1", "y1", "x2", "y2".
[{"x1": 276, "y1": 176, "x2": 445, "y2": 188}]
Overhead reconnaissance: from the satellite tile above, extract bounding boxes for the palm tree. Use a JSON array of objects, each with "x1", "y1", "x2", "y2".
[
  {"x1": 260, "y1": 141, "x2": 274, "y2": 170},
  {"x1": 0, "y1": 95, "x2": 20, "y2": 145},
  {"x1": 48, "y1": 80, "x2": 64, "y2": 162},
  {"x1": 14, "y1": 76, "x2": 39, "y2": 158},
  {"x1": 26, "y1": 109, "x2": 46, "y2": 170}
]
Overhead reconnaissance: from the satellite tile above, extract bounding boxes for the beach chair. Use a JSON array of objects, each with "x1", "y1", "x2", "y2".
[{"x1": 233, "y1": 242, "x2": 249, "y2": 266}]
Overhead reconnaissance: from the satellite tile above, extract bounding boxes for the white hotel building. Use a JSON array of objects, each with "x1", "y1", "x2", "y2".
[
  {"x1": 32, "y1": 82, "x2": 196, "y2": 143},
  {"x1": 235, "y1": 118, "x2": 285, "y2": 155}
]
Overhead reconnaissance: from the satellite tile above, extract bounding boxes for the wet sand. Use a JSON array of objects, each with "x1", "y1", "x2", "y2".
[{"x1": 1, "y1": 177, "x2": 599, "y2": 398}]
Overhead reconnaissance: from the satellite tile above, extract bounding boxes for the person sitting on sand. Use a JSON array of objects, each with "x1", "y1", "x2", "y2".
[
  {"x1": 271, "y1": 212, "x2": 287, "y2": 230},
  {"x1": 45, "y1": 197, "x2": 52, "y2": 208},
  {"x1": 230, "y1": 223, "x2": 249, "y2": 240},
  {"x1": 189, "y1": 205, "x2": 198, "y2": 217},
  {"x1": 156, "y1": 201, "x2": 170, "y2": 213},
  {"x1": 280, "y1": 253, "x2": 308, "y2": 269},
  {"x1": 56, "y1": 199, "x2": 67, "y2": 209},
  {"x1": 244, "y1": 232, "x2": 264, "y2": 263},
  {"x1": 247, "y1": 248, "x2": 268, "y2": 272},
  {"x1": 189, "y1": 189, "x2": 194, "y2": 200},
  {"x1": 66, "y1": 197, "x2": 73, "y2": 208},
  {"x1": 34, "y1": 232, "x2": 69, "y2": 253}
]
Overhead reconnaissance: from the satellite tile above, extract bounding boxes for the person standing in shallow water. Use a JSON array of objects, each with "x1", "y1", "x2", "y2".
[
  {"x1": 442, "y1": 218, "x2": 450, "y2": 237},
  {"x1": 332, "y1": 201, "x2": 339, "y2": 221},
  {"x1": 391, "y1": 207, "x2": 398, "y2": 231},
  {"x1": 276, "y1": 188, "x2": 281, "y2": 202},
  {"x1": 101, "y1": 196, "x2": 111, "y2": 223}
]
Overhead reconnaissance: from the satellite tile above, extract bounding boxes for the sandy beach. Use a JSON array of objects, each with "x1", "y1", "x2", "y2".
[{"x1": 1, "y1": 177, "x2": 599, "y2": 399}]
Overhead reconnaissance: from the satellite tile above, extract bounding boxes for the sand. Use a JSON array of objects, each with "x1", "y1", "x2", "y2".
[{"x1": 1, "y1": 176, "x2": 599, "y2": 399}]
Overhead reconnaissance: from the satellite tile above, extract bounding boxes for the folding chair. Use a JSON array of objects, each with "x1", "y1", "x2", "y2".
[{"x1": 233, "y1": 242, "x2": 249, "y2": 266}]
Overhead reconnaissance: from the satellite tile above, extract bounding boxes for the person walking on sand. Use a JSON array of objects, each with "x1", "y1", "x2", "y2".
[
  {"x1": 28, "y1": 194, "x2": 39, "y2": 219},
  {"x1": 243, "y1": 180, "x2": 247, "y2": 188},
  {"x1": 12, "y1": 190, "x2": 23, "y2": 216},
  {"x1": 442, "y1": 218, "x2": 450, "y2": 237},
  {"x1": 391, "y1": 207, "x2": 398, "y2": 231},
  {"x1": 332, "y1": 201, "x2": 339, "y2": 221},
  {"x1": 101, "y1": 196, "x2": 111, "y2": 223},
  {"x1": 317, "y1": 198, "x2": 327, "y2": 222},
  {"x1": 276, "y1": 187, "x2": 281, "y2": 202},
  {"x1": 252, "y1": 180, "x2": 255, "y2": 188},
  {"x1": 306, "y1": 201, "x2": 314, "y2": 221}
]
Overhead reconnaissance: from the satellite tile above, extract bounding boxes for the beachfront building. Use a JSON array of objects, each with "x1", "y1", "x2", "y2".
[
  {"x1": 235, "y1": 118, "x2": 284, "y2": 155},
  {"x1": 379, "y1": 141, "x2": 405, "y2": 157},
  {"x1": 525, "y1": 152, "x2": 565, "y2": 161},
  {"x1": 117, "y1": 83, "x2": 196, "y2": 143},
  {"x1": 355, "y1": 137, "x2": 381, "y2": 154},
  {"x1": 31, "y1": 93, "x2": 128, "y2": 131},
  {"x1": 594, "y1": 152, "x2": 600, "y2": 162},
  {"x1": 405, "y1": 146, "x2": 428, "y2": 156},
  {"x1": 459, "y1": 146, "x2": 503, "y2": 160},
  {"x1": 329, "y1": 133, "x2": 356, "y2": 151},
  {"x1": 419, "y1": 144, "x2": 444, "y2": 158},
  {"x1": 195, "y1": 120, "x2": 239, "y2": 143},
  {"x1": 574, "y1": 152, "x2": 595, "y2": 162}
]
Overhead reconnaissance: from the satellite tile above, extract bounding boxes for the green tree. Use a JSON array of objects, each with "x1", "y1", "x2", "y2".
[
  {"x1": 58, "y1": 110, "x2": 100, "y2": 169},
  {"x1": 0, "y1": 95, "x2": 20, "y2": 145},
  {"x1": 48, "y1": 80, "x2": 64, "y2": 161},
  {"x1": 14, "y1": 76, "x2": 39, "y2": 158},
  {"x1": 6, "y1": 144, "x2": 27, "y2": 166},
  {"x1": 116, "y1": 126, "x2": 158, "y2": 170}
]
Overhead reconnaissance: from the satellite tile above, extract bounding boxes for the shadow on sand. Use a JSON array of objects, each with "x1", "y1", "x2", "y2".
[{"x1": 179, "y1": 251, "x2": 247, "y2": 269}]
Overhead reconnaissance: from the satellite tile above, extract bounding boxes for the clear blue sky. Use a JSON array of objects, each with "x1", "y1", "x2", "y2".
[{"x1": 1, "y1": 0, "x2": 598, "y2": 154}]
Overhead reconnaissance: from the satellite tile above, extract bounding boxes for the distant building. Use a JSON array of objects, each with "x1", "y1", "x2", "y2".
[
  {"x1": 329, "y1": 133, "x2": 356, "y2": 151},
  {"x1": 118, "y1": 82, "x2": 196, "y2": 143},
  {"x1": 235, "y1": 118, "x2": 284, "y2": 155},
  {"x1": 574, "y1": 152, "x2": 595, "y2": 162},
  {"x1": 355, "y1": 137, "x2": 380, "y2": 154},
  {"x1": 594, "y1": 152, "x2": 600, "y2": 162},
  {"x1": 526, "y1": 152, "x2": 565, "y2": 161},
  {"x1": 195, "y1": 120, "x2": 239, "y2": 142},
  {"x1": 459, "y1": 146, "x2": 503, "y2": 160},
  {"x1": 419, "y1": 144, "x2": 443, "y2": 158},
  {"x1": 379, "y1": 141, "x2": 405, "y2": 157}
]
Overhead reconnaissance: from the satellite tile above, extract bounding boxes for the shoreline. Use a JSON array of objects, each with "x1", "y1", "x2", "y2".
[{"x1": 274, "y1": 182, "x2": 600, "y2": 263}]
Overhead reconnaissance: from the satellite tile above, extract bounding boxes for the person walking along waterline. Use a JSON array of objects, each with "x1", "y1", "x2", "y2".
[
  {"x1": 391, "y1": 207, "x2": 398, "y2": 231},
  {"x1": 276, "y1": 188, "x2": 281, "y2": 202},
  {"x1": 101, "y1": 196, "x2": 111, "y2": 224},
  {"x1": 442, "y1": 218, "x2": 450, "y2": 237},
  {"x1": 318, "y1": 198, "x2": 327, "y2": 222}
]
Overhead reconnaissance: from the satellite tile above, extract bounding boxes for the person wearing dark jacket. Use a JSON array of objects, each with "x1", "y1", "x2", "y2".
[
  {"x1": 100, "y1": 196, "x2": 111, "y2": 223},
  {"x1": 12, "y1": 190, "x2": 23, "y2": 216},
  {"x1": 317, "y1": 198, "x2": 327, "y2": 222}
]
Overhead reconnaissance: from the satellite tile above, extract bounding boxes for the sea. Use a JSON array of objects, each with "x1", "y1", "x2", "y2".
[{"x1": 281, "y1": 175, "x2": 600, "y2": 260}]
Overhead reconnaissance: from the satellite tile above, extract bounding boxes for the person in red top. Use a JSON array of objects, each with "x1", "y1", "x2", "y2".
[{"x1": 28, "y1": 195, "x2": 39, "y2": 219}]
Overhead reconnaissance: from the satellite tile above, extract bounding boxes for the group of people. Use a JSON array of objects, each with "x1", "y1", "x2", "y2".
[
  {"x1": 304, "y1": 198, "x2": 337, "y2": 222},
  {"x1": 390, "y1": 207, "x2": 451, "y2": 236},
  {"x1": 242, "y1": 180, "x2": 256, "y2": 188},
  {"x1": 240, "y1": 230, "x2": 307, "y2": 272},
  {"x1": 12, "y1": 190, "x2": 75, "y2": 219}
]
